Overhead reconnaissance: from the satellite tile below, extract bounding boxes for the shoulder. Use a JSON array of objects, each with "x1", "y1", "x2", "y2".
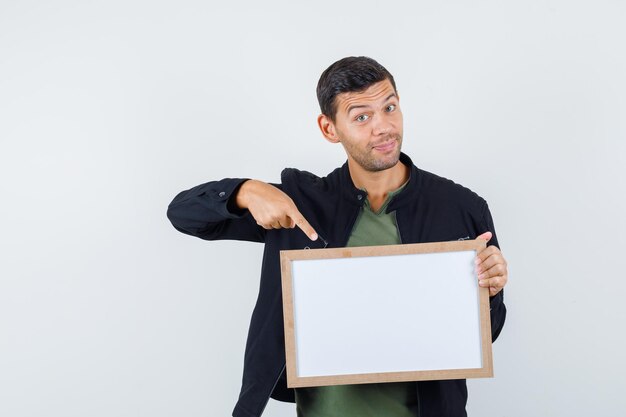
[
  {"x1": 416, "y1": 167, "x2": 487, "y2": 211},
  {"x1": 280, "y1": 166, "x2": 342, "y2": 194}
]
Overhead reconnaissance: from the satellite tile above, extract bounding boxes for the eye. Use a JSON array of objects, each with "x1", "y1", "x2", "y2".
[
  {"x1": 355, "y1": 114, "x2": 369, "y2": 122},
  {"x1": 386, "y1": 104, "x2": 396, "y2": 112}
]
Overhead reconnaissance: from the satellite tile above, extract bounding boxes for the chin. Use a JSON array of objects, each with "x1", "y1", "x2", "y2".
[{"x1": 368, "y1": 155, "x2": 401, "y2": 172}]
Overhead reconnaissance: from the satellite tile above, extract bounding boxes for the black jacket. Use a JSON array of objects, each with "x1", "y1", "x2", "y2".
[{"x1": 167, "y1": 153, "x2": 506, "y2": 417}]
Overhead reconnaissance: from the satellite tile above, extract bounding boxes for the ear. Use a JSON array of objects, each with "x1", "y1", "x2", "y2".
[{"x1": 317, "y1": 114, "x2": 340, "y2": 144}]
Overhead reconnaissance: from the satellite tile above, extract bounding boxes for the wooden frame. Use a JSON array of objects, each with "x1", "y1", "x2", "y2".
[{"x1": 280, "y1": 239, "x2": 493, "y2": 388}]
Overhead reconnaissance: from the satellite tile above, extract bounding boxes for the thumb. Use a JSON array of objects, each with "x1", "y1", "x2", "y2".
[{"x1": 476, "y1": 231, "x2": 493, "y2": 242}]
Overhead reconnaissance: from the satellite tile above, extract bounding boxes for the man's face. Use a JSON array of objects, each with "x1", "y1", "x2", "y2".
[{"x1": 329, "y1": 79, "x2": 403, "y2": 172}]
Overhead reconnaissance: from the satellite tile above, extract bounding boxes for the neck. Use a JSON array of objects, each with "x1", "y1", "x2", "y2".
[{"x1": 348, "y1": 158, "x2": 410, "y2": 211}]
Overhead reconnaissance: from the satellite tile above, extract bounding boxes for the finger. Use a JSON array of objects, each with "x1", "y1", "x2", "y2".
[
  {"x1": 478, "y1": 263, "x2": 508, "y2": 290},
  {"x1": 478, "y1": 263, "x2": 507, "y2": 283},
  {"x1": 278, "y1": 218, "x2": 294, "y2": 228},
  {"x1": 278, "y1": 215, "x2": 296, "y2": 229},
  {"x1": 478, "y1": 275, "x2": 505, "y2": 290},
  {"x1": 478, "y1": 267, "x2": 507, "y2": 285},
  {"x1": 476, "y1": 252, "x2": 506, "y2": 274},
  {"x1": 289, "y1": 209, "x2": 318, "y2": 241},
  {"x1": 489, "y1": 286, "x2": 502, "y2": 296},
  {"x1": 477, "y1": 253, "x2": 508, "y2": 286},
  {"x1": 256, "y1": 220, "x2": 273, "y2": 230},
  {"x1": 476, "y1": 231, "x2": 492, "y2": 242},
  {"x1": 475, "y1": 245, "x2": 499, "y2": 265}
]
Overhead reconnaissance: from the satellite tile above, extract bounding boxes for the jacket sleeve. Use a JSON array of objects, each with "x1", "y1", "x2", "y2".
[
  {"x1": 478, "y1": 201, "x2": 507, "y2": 343},
  {"x1": 166, "y1": 178, "x2": 266, "y2": 243}
]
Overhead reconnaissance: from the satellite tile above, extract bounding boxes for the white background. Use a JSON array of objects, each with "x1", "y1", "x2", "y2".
[{"x1": 1, "y1": 1, "x2": 625, "y2": 416}]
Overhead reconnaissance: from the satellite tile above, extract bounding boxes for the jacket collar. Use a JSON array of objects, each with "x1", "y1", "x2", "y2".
[{"x1": 339, "y1": 152, "x2": 420, "y2": 210}]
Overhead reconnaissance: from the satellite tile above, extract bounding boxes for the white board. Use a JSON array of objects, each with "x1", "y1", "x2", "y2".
[{"x1": 280, "y1": 239, "x2": 493, "y2": 387}]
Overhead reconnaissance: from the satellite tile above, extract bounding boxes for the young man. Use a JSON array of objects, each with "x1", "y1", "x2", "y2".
[{"x1": 167, "y1": 56, "x2": 508, "y2": 417}]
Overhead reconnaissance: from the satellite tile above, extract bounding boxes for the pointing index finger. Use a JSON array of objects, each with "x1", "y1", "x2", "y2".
[{"x1": 291, "y1": 210, "x2": 317, "y2": 241}]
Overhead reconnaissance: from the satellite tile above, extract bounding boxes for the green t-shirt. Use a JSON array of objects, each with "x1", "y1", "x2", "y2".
[{"x1": 295, "y1": 183, "x2": 417, "y2": 417}]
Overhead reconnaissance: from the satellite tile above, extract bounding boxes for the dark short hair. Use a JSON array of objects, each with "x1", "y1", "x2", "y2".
[{"x1": 316, "y1": 56, "x2": 397, "y2": 121}]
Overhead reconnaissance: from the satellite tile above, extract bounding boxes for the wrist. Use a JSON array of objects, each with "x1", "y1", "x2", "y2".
[{"x1": 235, "y1": 179, "x2": 257, "y2": 209}]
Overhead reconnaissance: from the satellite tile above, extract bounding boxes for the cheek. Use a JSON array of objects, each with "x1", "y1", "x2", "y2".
[
  {"x1": 351, "y1": 130, "x2": 371, "y2": 145},
  {"x1": 341, "y1": 125, "x2": 365, "y2": 140}
]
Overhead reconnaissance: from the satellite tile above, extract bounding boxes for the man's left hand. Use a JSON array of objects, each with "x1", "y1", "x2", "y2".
[{"x1": 475, "y1": 231, "x2": 508, "y2": 297}]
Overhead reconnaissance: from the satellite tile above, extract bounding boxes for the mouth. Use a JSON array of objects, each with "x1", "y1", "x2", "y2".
[{"x1": 372, "y1": 138, "x2": 397, "y2": 153}]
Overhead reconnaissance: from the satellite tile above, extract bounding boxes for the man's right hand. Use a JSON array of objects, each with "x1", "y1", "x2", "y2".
[{"x1": 235, "y1": 180, "x2": 318, "y2": 241}]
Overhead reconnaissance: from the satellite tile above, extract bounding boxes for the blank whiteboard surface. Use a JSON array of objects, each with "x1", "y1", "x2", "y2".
[{"x1": 291, "y1": 250, "x2": 481, "y2": 378}]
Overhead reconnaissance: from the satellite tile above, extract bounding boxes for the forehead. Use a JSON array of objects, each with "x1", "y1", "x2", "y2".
[{"x1": 335, "y1": 79, "x2": 397, "y2": 115}]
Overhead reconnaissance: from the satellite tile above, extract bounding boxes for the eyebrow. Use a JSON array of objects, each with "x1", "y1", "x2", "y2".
[{"x1": 346, "y1": 93, "x2": 397, "y2": 115}]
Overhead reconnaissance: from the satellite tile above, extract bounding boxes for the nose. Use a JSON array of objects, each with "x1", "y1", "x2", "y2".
[{"x1": 372, "y1": 115, "x2": 393, "y2": 136}]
